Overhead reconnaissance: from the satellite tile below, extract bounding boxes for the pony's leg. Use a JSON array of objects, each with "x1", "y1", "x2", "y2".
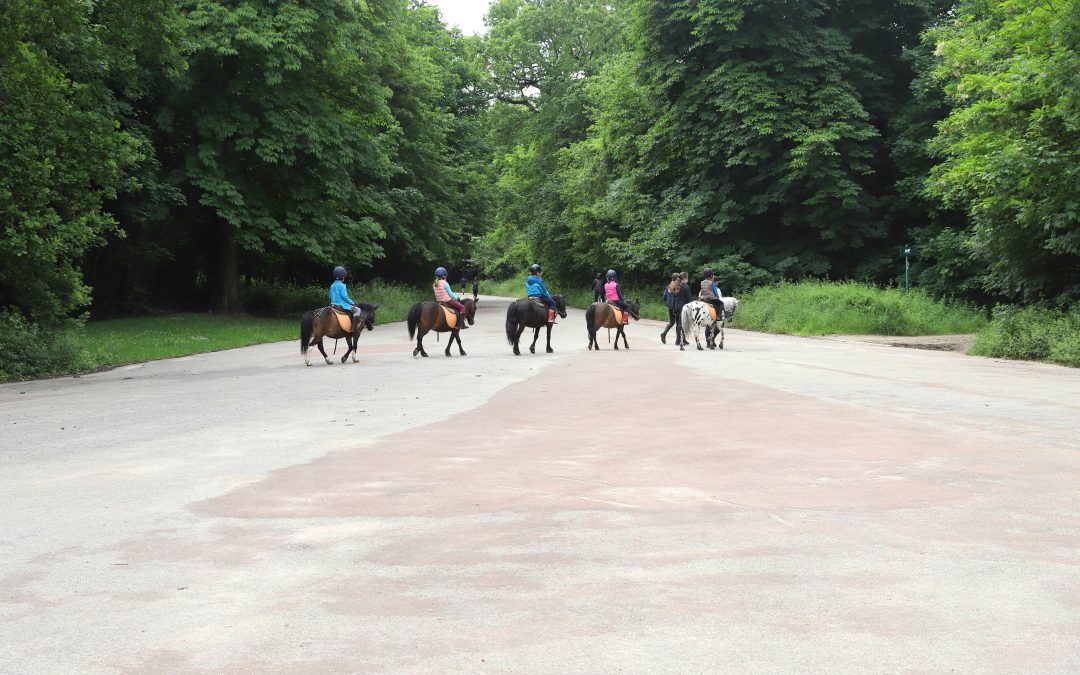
[
  {"x1": 545, "y1": 323, "x2": 554, "y2": 353},
  {"x1": 513, "y1": 325, "x2": 527, "y2": 355},
  {"x1": 341, "y1": 334, "x2": 353, "y2": 363},
  {"x1": 316, "y1": 338, "x2": 331, "y2": 364},
  {"x1": 529, "y1": 326, "x2": 540, "y2": 354},
  {"x1": 457, "y1": 329, "x2": 466, "y2": 356},
  {"x1": 718, "y1": 322, "x2": 725, "y2": 350},
  {"x1": 445, "y1": 330, "x2": 454, "y2": 357},
  {"x1": 414, "y1": 330, "x2": 428, "y2": 358},
  {"x1": 613, "y1": 325, "x2": 620, "y2": 350},
  {"x1": 621, "y1": 326, "x2": 630, "y2": 349}
]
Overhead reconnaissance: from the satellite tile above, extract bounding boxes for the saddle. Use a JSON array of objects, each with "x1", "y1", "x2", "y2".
[
  {"x1": 529, "y1": 297, "x2": 556, "y2": 322},
  {"x1": 704, "y1": 303, "x2": 718, "y2": 323},
  {"x1": 605, "y1": 301, "x2": 629, "y2": 325},
  {"x1": 330, "y1": 306, "x2": 353, "y2": 333},
  {"x1": 439, "y1": 303, "x2": 459, "y2": 329}
]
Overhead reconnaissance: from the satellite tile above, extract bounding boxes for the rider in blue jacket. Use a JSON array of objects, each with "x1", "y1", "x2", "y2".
[
  {"x1": 329, "y1": 266, "x2": 362, "y2": 331},
  {"x1": 525, "y1": 263, "x2": 557, "y2": 320}
]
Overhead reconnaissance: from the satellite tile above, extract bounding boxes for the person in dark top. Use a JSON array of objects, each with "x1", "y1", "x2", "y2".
[
  {"x1": 460, "y1": 274, "x2": 468, "y2": 294},
  {"x1": 592, "y1": 272, "x2": 605, "y2": 303},
  {"x1": 679, "y1": 271, "x2": 692, "y2": 344},
  {"x1": 660, "y1": 272, "x2": 691, "y2": 345},
  {"x1": 471, "y1": 276, "x2": 479, "y2": 300}
]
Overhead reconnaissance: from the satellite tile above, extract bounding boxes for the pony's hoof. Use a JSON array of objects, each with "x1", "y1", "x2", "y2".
[
  {"x1": 679, "y1": 346, "x2": 685, "y2": 351},
  {"x1": 546, "y1": 348, "x2": 553, "y2": 353},
  {"x1": 324, "y1": 358, "x2": 332, "y2": 364},
  {"x1": 529, "y1": 347, "x2": 535, "y2": 354},
  {"x1": 697, "y1": 345, "x2": 704, "y2": 351}
]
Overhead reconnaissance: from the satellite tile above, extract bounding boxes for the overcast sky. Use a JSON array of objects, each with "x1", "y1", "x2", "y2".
[{"x1": 427, "y1": 0, "x2": 489, "y2": 35}]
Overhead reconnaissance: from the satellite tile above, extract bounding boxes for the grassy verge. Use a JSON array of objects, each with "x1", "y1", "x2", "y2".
[
  {"x1": 970, "y1": 305, "x2": 1080, "y2": 367},
  {"x1": 731, "y1": 280, "x2": 987, "y2": 336},
  {"x1": 1, "y1": 280, "x2": 429, "y2": 380},
  {"x1": 81, "y1": 314, "x2": 298, "y2": 367}
]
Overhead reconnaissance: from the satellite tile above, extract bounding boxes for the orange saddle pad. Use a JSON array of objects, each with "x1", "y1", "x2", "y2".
[
  {"x1": 441, "y1": 305, "x2": 458, "y2": 329},
  {"x1": 605, "y1": 303, "x2": 627, "y2": 325},
  {"x1": 332, "y1": 308, "x2": 352, "y2": 332},
  {"x1": 705, "y1": 303, "x2": 718, "y2": 322}
]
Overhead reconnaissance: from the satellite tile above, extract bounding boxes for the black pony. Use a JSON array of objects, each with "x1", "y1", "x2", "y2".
[{"x1": 505, "y1": 295, "x2": 567, "y2": 355}]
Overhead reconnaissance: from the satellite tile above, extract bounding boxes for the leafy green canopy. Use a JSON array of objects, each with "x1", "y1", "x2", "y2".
[
  {"x1": 0, "y1": 0, "x2": 139, "y2": 324},
  {"x1": 926, "y1": 0, "x2": 1080, "y2": 305}
]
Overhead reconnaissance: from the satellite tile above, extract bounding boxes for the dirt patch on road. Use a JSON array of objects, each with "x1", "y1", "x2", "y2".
[{"x1": 822, "y1": 334, "x2": 976, "y2": 353}]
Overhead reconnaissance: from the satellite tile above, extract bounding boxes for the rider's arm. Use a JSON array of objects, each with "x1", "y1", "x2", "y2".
[
  {"x1": 617, "y1": 284, "x2": 625, "y2": 302},
  {"x1": 444, "y1": 281, "x2": 459, "y2": 301}
]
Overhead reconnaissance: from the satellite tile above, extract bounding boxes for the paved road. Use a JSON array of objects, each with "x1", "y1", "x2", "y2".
[{"x1": 2, "y1": 297, "x2": 1078, "y2": 673}]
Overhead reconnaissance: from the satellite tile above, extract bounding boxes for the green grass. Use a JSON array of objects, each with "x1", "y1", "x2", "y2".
[
  {"x1": 971, "y1": 305, "x2": 1080, "y2": 367},
  {"x1": 81, "y1": 314, "x2": 298, "y2": 367},
  {"x1": 731, "y1": 280, "x2": 988, "y2": 336}
]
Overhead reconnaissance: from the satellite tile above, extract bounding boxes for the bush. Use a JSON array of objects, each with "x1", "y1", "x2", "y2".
[
  {"x1": 0, "y1": 311, "x2": 92, "y2": 380},
  {"x1": 971, "y1": 305, "x2": 1080, "y2": 367},
  {"x1": 731, "y1": 280, "x2": 987, "y2": 336},
  {"x1": 241, "y1": 279, "x2": 424, "y2": 324}
]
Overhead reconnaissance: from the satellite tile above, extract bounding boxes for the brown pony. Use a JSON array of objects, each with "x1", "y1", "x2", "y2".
[
  {"x1": 407, "y1": 297, "x2": 477, "y2": 357},
  {"x1": 585, "y1": 300, "x2": 640, "y2": 350},
  {"x1": 300, "y1": 302, "x2": 378, "y2": 366}
]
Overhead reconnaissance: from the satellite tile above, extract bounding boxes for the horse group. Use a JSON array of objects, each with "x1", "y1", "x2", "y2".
[{"x1": 299, "y1": 292, "x2": 736, "y2": 364}]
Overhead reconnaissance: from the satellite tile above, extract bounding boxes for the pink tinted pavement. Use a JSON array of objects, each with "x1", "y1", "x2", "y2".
[{"x1": 1, "y1": 297, "x2": 1079, "y2": 672}]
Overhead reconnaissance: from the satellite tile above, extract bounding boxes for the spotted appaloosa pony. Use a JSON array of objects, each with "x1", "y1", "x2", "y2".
[
  {"x1": 505, "y1": 295, "x2": 567, "y2": 355},
  {"x1": 681, "y1": 297, "x2": 738, "y2": 350},
  {"x1": 406, "y1": 297, "x2": 476, "y2": 357},
  {"x1": 586, "y1": 300, "x2": 640, "y2": 350},
  {"x1": 300, "y1": 302, "x2": 378, "y2": 365}
]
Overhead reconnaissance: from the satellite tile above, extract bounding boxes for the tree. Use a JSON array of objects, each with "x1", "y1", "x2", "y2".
[
  {"x1": 926, "y1": 0, "x2": 1080, "y2": 304},
  {"x1": 0, "y1": 0, "x2": 142, "y2": 325},
  {"x1": 162, "y1": 0, "x2": 400, "y2": 311}
]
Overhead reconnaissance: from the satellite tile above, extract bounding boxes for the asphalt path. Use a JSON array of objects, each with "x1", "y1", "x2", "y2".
[{"x1": 2, "y1": 296, "x2": 1078, "y2": 673}]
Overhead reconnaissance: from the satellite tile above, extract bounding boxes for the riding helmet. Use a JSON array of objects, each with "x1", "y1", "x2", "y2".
[
  {"x1": 333, "y1": 266, "x2": 347, "y2": 280},
  {"x1": 434, "y1": 266, "x2": 448, "y2": 277},
  {"x1": 606, "y1": 269, "x2": 617, "y2": 280},
  {"x1": 703, "y1": 267, "x2": 714, "y2": 278},
  {"x1": 529, "y1": 263, "x2": 541, "y2": 274}
]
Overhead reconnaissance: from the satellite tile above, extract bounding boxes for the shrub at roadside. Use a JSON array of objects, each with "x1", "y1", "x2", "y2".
[
  {"x1": 482, "y1": 278, "x2": 669, "y2": 321},
  {"x1": 241, "y1": 279, "x2": 423, "y2": 324},
  {"x1": 970, "y1": 306, "x2": 1080, "y2": 367},
  {"x1": 730, "y1": 280, "x2": 987, "y2": 336},
  {"x1": 0, "y1": 311, "x2": 93, "y2": 380}
]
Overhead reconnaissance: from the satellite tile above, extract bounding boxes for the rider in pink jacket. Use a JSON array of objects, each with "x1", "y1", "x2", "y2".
[{"x1": 433, "y1": 266, "x2": 468, "y2": 328}]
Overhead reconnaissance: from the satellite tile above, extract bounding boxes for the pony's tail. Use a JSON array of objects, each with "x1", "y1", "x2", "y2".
[
  {"x1": 407, "y1": 303, "x2": 421, "y2": 339},
  {"x1": 505, "y1": 304, "x2": 520, "y2": 345},
  {"x1": 300, "y1": 311, "x2": 313, "y2": 354},
  {"x1": 681, "y1": 305, "x2": 691, "y2": 338}
]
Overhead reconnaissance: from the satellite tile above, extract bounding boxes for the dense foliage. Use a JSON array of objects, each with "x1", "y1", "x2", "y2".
[{"x1": 1, "y1": 0, "x2": 1078, "y2": 376}]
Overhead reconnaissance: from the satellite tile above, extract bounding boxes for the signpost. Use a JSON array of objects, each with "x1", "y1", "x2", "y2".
[{"x1": 903, "y1": 245, "x2": 912, "y2": 292}]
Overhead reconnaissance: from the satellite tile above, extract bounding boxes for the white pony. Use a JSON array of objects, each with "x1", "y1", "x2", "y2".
[{"x1": 680, "y1": 297, "x2": 738, "y2": 350}]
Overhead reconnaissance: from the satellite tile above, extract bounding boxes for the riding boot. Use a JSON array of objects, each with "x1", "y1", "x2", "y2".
[
  {"x1": 458, "y1": 311, "x2": 468, "y2": 329},
  {"x1": 660, "y1": 326, "x2": 669, "y2": 344}
]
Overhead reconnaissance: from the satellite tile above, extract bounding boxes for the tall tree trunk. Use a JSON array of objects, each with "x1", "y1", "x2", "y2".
[{"x1": 209, "y1": 223, "x2": 242, "y2": 313}]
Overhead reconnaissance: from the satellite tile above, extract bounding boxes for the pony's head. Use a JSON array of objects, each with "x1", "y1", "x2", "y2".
[
  {"x1": 553, "y1": 294, "x2": 568, "y2": 319},
  {"x1": 721, "y1": 297, "x2": 738, "y2": 321},
  {"x1": 462, "y1": 297, "x2": 477, "y2": 325},
  {"x1": 358, "y1": 302, "x2": 379, "y2": 331},
  {"x1": 627, "y1": 299, "x2": 641, "y2": 320}
]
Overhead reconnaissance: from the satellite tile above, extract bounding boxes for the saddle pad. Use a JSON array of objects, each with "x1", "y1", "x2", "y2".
[
  {"x1": 331, "y1": 307, "x2": 352, "y2": 333},
  {"x1": 441, "y1": 305, "x2": 458, "y2": 329},
  {"x1": 705, "y1": 304, "x2": 718, "y2": 322},
  {"x1": 609, "y1": 305, "x2": 624, "y2": 325}
]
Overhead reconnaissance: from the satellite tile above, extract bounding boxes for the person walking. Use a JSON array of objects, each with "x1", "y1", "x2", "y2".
[
  {"x1": 660, "y1": 272, "x2": 690, "y2": 345},
  {"x1": 592, "y1": 272, "x2": 605, "y2": 303}
]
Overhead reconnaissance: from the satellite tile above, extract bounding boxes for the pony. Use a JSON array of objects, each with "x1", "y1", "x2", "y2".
[
  {"x1": 585, "y1": 300, "x2": 640, "y2": 351},
  {"x1": 300, "y1": 302, "x2": 378, "y2": 365},
  {"x1": 505, "y1": 295, "x2": 567, "y2": 355},
  {"x1": 407, "y1": 297, "x2": 477, "y2": 357},
  {"x1": 681, "y1": 297, "x2": 738, "y2": 350}
]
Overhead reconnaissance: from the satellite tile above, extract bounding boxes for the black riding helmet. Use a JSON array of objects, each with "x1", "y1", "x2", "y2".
[
  {"x1": 529, "y1": 263, "x2": 541, "y2": 274},
  {"x1": 703, "y1": 267, "x2": 714, "y2": 278}
]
